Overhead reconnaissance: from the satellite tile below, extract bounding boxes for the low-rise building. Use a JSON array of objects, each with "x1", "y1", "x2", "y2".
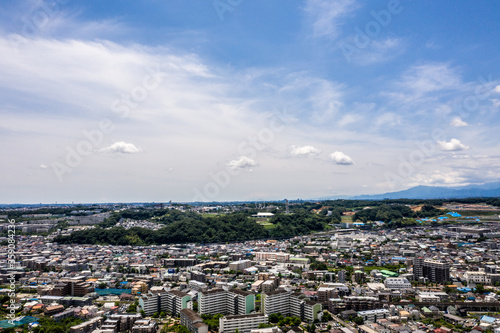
[
  {"x1": 357, "y1": 309, "x2": 390, "y2": 323},
  {"x1": 384, "y1": 278, "x2": 411, "y2": 289},
  {"x1": 70, "y1": 317, "x2": 103, "y2": 333},
  {"x1": 219, "y1": 314, "x2": 269, "y2": 333},
  {"x1": 180, "y1": 308, "x2": 209, "y2": 333}
]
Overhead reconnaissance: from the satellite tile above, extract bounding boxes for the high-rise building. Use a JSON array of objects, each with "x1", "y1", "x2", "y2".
[
  {"x1": 413, "y1": 257, "x2": 424, "y2": 280},
  {"x1": 338, "y1": 270, "x2": 346, "y2": 283},
  {"x1": 413, "y1": 258, "x2": 450, "y2": 284}
]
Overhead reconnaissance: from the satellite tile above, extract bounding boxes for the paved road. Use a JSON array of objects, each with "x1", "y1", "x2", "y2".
[{"x1": 331, "y1": 314, "x2": 358, "y2": 333}]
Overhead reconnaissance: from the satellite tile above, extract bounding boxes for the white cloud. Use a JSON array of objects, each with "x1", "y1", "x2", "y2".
[
  {"x1": 279, "y1": 75, "x2": 344, "y2": 122},
  {"x1": 337, "y1": 113, "x2": 361, "y2": 127},
  {"x1": 40, "y1": 164, "x2": 48, "y2": 169},
  {"x1": 450, "y1": 117, "x2": 468, "y2": 127},
  {"x1": 375, "y1": 112, "x2": 401, "y2": 127},
  {"x1": 348, "y1": 38, "x2": 405, "y2": 66},
  {"x1": 304, "y1": 0, "x2": 358, "y2": 39},
  {"x1": 393, "y1": 63, "x2": 462, "y2": 102},
  {"x1": 99, "y1": 141, "x2": 141, "y2": 154},
  {"x1": 491, "y1": 99, "x2": 500, "y2": 107},
  {"x1": 227, "y1": 156, "x2": 257, "y2": 170},
  {"x1": 290, "y1": 145, "x2": 321, "y2": 156},
  {"x1": 438, "y1": 138, "x2": 468, "y2": 151},
  {"x1": 495, "y1": 85, "x2": 500, "y2": 93},
  {"x1": 330, "y1": 151, "x2": 354, "y2": 165},
  {"x1": 409, "y1": 170, "x2": 468, "y2": 187}
]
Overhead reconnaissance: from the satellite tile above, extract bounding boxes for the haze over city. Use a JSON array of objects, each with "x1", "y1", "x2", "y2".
[{"x1": 1, "y1": 1, "x2": 500, "y2": 203}]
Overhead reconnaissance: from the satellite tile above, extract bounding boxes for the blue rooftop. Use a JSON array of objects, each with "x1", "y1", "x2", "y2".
[
  {"x1": 481, "y1": 315, "x2": 496, "y2": 324},
  {"x1": 447, "y1": 212, "x2": 462, "y2": 217}
]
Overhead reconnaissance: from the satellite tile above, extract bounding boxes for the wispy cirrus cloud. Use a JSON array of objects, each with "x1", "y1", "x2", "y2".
[
  {"x1": 398, "y1": 63, "x2": 462, "y2": 98},
  {"x1": 303, "y1": 0, "x2": 358, "y2": 39},
  {"x1": 348, "y1": 37, "x2": 405, "y2": 66}
]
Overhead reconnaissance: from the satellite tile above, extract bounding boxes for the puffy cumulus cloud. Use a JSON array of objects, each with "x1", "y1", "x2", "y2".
[
  {"x1": 227, "y1": 156, "x2": 256, "y2": 170},
  {"x1": 450, "y1": 117, "x2": 468, "y2": 127},
  {"x1": 495, "y1": 85, "x2": 500, "y2": 93},
  {"x1": 329, "y1": 151, "x2": 354, "y2": 165},
  {"x1": 438, "y1": 138, "x2": 468, "y2": 151},
  {"x1": 99, "y1": 141, "x2": 141, "y2": 154},
  {"x1": 290, "y1": 145, "x2": 321, "y2": 156}
]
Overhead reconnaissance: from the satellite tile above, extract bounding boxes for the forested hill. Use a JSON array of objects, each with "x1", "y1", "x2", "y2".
[
  {"x1": 49, "y1": 197, "x2": 497, "y2": 245},
  {"x1": 54, "y1": 210, "x2": 337, "y2": 245}
]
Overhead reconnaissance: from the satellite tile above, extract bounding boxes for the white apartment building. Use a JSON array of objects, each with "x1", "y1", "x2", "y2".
[
  {"x1": 464, "y1": 271, "x2": 490, "y2": 284},
  {"x1": 254, "y1": 252, "x2": 290, "y2": 262},
  {"x1": 383, "y1": 278, "x2": 411, "y2": 289},
  {"x1": 357, "y1": 309, "x2": 390, "y2": 323},
  {"x1": 139, "y1": 290, "x2": 192, "y2": 316},
  {"x1": 229, "y1": 260, "x2": 253, "y2": 272},
  {"x1": 261, "y1": 290, "x2": 322, "y2": 322},
  {"x1": 198, "y1": 289, "x2": 255, "y2": 315},
  {"x1": 219, "y1": 314, "x2": 268, "y2": 333},
  {"x1": 188, "y1": 280, "x2": 208, "y2": 292},
  {"x1": 261, "y1": 290, "x2": 290, "y2": 317}
]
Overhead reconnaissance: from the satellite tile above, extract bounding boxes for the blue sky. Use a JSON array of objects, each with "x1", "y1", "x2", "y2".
[{"x1": 1, "y1": 0, "x2": 500, "y2": 203}]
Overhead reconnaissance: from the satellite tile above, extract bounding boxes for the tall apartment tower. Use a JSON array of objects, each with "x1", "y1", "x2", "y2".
[
  {"x1": 338, "y1": 270, "x2": 346, "y2": 283},
  {"x1": 413, "y1": 258, "x2": 450, "y2": 284},
  {"x1": 413, "y1": 257, "x2": 424, "y2": 280},
  {"x1": 423, "y1": 260, "x2": 450, "y2": 284}
]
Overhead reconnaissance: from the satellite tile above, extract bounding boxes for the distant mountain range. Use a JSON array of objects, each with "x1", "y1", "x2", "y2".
[{"x1": 348, "y1": 181, "x2": 500, "y2": 200}]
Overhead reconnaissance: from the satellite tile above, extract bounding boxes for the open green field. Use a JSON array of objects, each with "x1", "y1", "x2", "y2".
[
  {"x1": 257, "y1": 220, "x2": 276, "y2": 229},
  {"x1": 341, "y1": 216, "x2": 353, "y2": 223}
]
